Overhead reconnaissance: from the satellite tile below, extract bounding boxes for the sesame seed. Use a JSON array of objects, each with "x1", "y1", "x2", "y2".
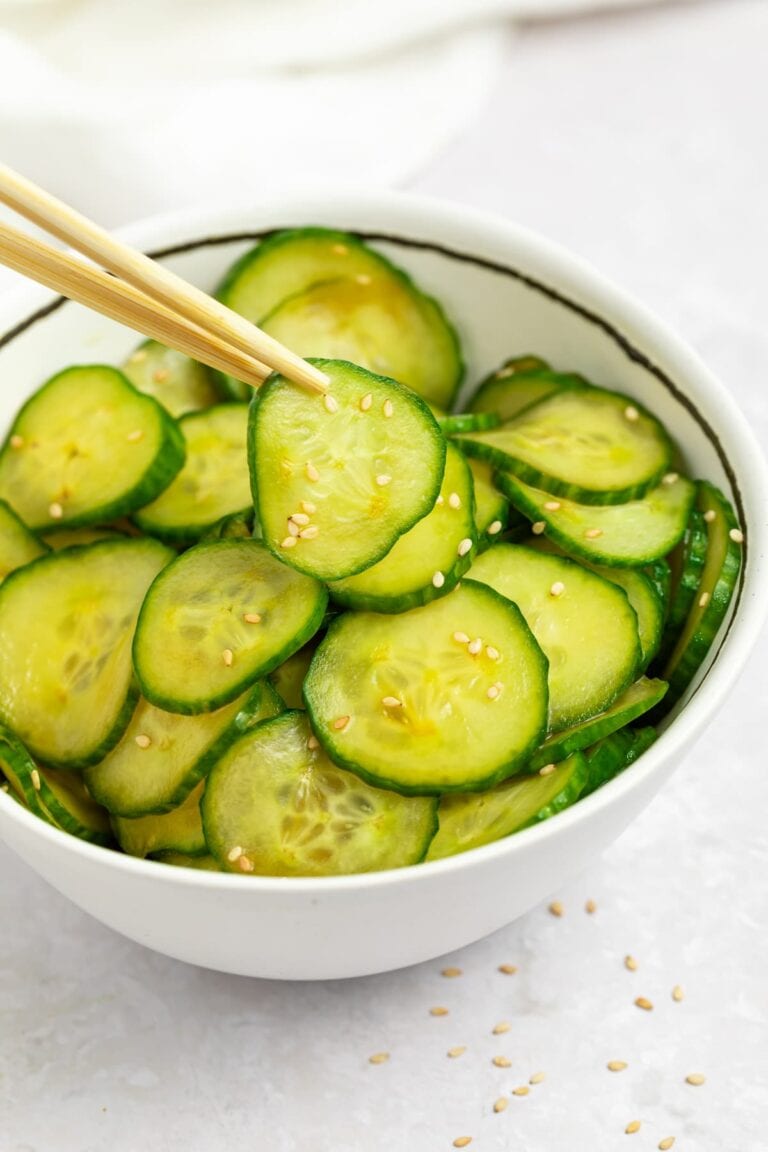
[
  {"x1": 487, "y1": 685, "x2": 500, "y2": 700},
  {"x1": 498, "y1": 964, "x2": 517, "y2": 975},
  {"x1": 698, "y1": 591, "x2": 711, "y2": 608},
  {"x1": 301, "y1": 501, "x2": 317, "y2": 514},
  {"x1": 543, "y1": 500, "x2": 561, "y2": 511},
  {"x1": 281, "y1": 536, "x2": 298, "y2": 548},
  {"x1": 243, "y1": 613, "x2": 262, "y2": 624},
  {"x1": 493, "y1": 1097, "x2": 508, "y2": 1114},
  {"x1": 529, "y1": 1072, "x2": 546, "y2": 1085},
  {"x1": 512, "y1": 1085, "x2": 529, "y2": 1097},
  {"x1": 9, "y1": 434, "x2": 24, "y2": 448},
  {"x1": 30, "y1": 769, "x2": 41, "y2": 792},
  {"x1": 300, "y1": 526, "x2": 319, "y2": 539},
  {"x1": 331, "y1": 243, "x2": 348, "y2": 255},
  {"x1": 662, "y1": 472, "x2": 679, "y2": 486},
  {"x1": 672, "y1": 985, "x2": 684, "y2": 1002},
  {"x1": 432, "y1": 571, "x2": 446, "y2": 589},
  {"x1": 468, "y1": 637, "x2": 483, "y2": 655},
  {"x1": 447, "y1": 1046, "x2": 466, "y2": 1058},
  {"x1": 436, "y1": 495, "x2": 445, "y2": 506},
  {"x1": 376, "y1": 474, "x2": 392, "y2": 487},
  {"x1": 492, "y1": 1021, "x2": 510, "y2": 1035},
  {"x1": 548, "y1": 901, "x2": 564, "y2": 917},
  {"x1": 306, "y1": 462, "x2": 320, "y2": 482},
  {"x1": 486, "y1": 645, "x2": 500, "y2": 660},
  {"x1": 307, "y1": 735, "x2": 319, "y2": 750},
  {"x1": 441, "y1": 966, "x2": 462, "y2": 978},
  {"x1": 607, "y1": 1060, "x2": 628, "y2": 1072},
  {"x1": 539, "y1": 763, "x2": 556, "y2": 777},
  {"x1": 382, "y1": 696, "x2": 402, "y2": 708},
  {"x1": 703, "y1": 509, "x2": 716, "y2": 523},
  {"x1": 585, "y1": 528, "x2": 603, "y2": 539},
  {"x1": 355, "y1": 274, "x2": 372, "y2": 286},
  {"x1": 492, "y1": 1056, "x2": 511, "y2": 1068},
  {"x1": 430, "y1": 1006, "x2": 449, "y2": 1016},
  {"x1": 625, "y1": 1120, "x2": 641, "y2": 1135},
  {"x1": 624, "y1": 405, "x2": 640, "y2": 422},
  {"x1": 227, "y1": 846, "x2": 243, "y2": 863},
  {"x1": 453, "y1": 1139, "x2": 472, "y2": 1149},
  {"x1": 549, "y1": 581, "x2": 566, "y2": 597},
  {"x1": 359, "y1": 393, "x2": 373, "y2": 412},
  {"x1": 532, "y1": 521, "x2": 546, "y2": 535},
  {"x1": 625, "y1": 955, "x2": 638, "y2": 971},
  {"x1": 383, "y1": 399, "x2": 394, "y2": 418},
  {"x1": 153, "y1": 368, "x2": 169, "y2": 383},
  {"x1": 729, "y1": 527, "x2": 744, "y2": 543},
  {"x1": 126, "y1": 429, "x2": 143, "y2": 442},
  {"x1": 134, "y1": 734, "x2": 152, "y2": 749},
  {"x1": 635, "y1": 997, "x2": 653, "y2": 1011},
  {"x1": 448, "y1": 492, "x2": 462, "y2": 509},
  {"x1": 453, "y1": 632, "x2": 470, "y2": 644},
  {"x1": 287, "y1": 521, "x2": 300, "y2": 537},
  {"x1": 129, "y1": 349, "x2": 147, "y2": 363},
  {"x1": 685, "y1": 1073, "x2": 706, "y2": 1086},
  {"x1": 333, "y1": 716, "x2": 351, "y2": 731},
  {"x1": 368, "y1": 1052, "x2": 389, "y2": 1064},
  {"x1": 239, "y1": 855, "x2": 255, "y2": 873},
  {"x1": 659, "y1": 1139, "x2": 676, "y2": 1150},
  {"x1": 585, "y1": 899, "x2": 597, "y2": 914},
  {"x1": 222, "y1": 648, "x2": 234, "y2": 667},
  {"x1": 324, "y1": 394, "x2": 339, "y2": 414},
  {"x1": 48, "y1": 502, "x2": 64, "y2": 520},
  {"x1": 488, "y1": 520, "x2": 503, "y2": 535},
  {"x1": 290, "y1": 512, "x2": 310, "y2": 526},
  {"x1": 458, "y1": 538, "x2": 473, "y2": 557}
]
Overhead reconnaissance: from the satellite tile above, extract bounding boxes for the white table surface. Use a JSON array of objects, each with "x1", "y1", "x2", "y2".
[{"x1": 1, "y1": 3, "x2": 766, "y2": 1150}]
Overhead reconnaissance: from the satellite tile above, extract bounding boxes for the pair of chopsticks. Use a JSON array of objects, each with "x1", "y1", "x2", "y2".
[{"x1": 0, "y1": 164, "x2": 329, "y2": 395}]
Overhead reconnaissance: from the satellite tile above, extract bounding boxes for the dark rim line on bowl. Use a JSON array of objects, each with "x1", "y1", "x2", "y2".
[{"x1": 0, "y1": 227, "x2": 745, "y2": 752}]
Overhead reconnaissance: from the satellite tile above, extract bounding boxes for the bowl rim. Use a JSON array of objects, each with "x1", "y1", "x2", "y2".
[{"x1": 1, "y1": 189, "x2": 766, "y2": 894}]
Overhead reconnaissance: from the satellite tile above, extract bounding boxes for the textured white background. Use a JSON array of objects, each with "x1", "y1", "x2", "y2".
[{"x1": 1, "y1": 2, "x2": 767, "y2": 1150}]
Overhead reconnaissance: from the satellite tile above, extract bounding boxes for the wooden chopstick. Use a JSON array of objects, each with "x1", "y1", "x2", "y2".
[
  {"x1": 0, "y1": 164, "x2": 329, "y2": 395},
  {"x1": 0, "y1": 222, "x2": 271, "y2": 392}
]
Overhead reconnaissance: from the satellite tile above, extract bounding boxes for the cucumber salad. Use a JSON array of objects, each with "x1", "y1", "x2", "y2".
[{"x1": 0, "y1": 228, "x2": 743, "y2": 875}]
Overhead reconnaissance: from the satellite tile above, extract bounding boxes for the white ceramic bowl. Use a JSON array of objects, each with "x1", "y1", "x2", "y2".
[{"x1": 0, "y1": 194, "x2": 766, "y2": 980}]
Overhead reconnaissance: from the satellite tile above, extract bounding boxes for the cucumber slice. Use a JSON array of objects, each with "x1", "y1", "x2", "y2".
[
  {"x1": 204, "y1": 508, "x2": 256, "y2": 541},
  {"x1": 155, "y1": 851, "x2": 222, "y2": 871},
  {"x1": 250, "y1": 359, "x2": 446, "y2": 580},
  {"x1": 457, "y1": 387, "x2": 672, "y2": 504},
  {"x1": 134, "y1": 404, "x2": 251, "y2": 543},
  {"x1": 528, "y1": 677, "x2": 667, "y2": 771},
  {"x1": 654, "y1": 510, "x2": 709, "y2": 667},
  {"x1": 438, "y1": 412, "x2": 500, "y2": 435},
  {"x1": 426, "y1": 752, "x2": 588, "y2": 862},
  {"x1": 498, "y1": 471, "x2": 695, "y2": 566},
  {"x1": 202, "y1": 711, "x2": 438, "y2": 876},
  {"x1": 0, "y1": 725, "x2": 49, "y2": 819},
  {"x1": 328, "y1": 443, "x2": 476, "y2": 613},
  {"x1": 467, "y1": 457, "x2": 509, "y2": 548},
  {"x1": 0, "y1": 366, "x2": 186, "y2": 530},
  {"x1": 36, "y1": 768, "x2": 113, "y2": 846},
  {"x1": 582, "y1": 726, "x2": 657, "y2": 796},
  {"x1": 469, "y1": 544, "x2": 641, "y2": 730},
  {"x1": 217, "y1": 228, "x2": 463, "y2": 408},
  {"x1": 41, "y1": 526, "x2": 127, "y2": 550},
  {"x1": 134, "y1": 540, "x2": 327, "y2": 714},
  {"x1": 644, "y1": 557, "x2": 672, "y2": 614},
  {"x1": 122, "y1": 340, "x2": 220, "y2": 416},
  {"x1": 303, "y1": 581, "x2": 548, "y2": 795},
  {"x1": 113, "y1": 780, "x2": 207, "y2": 858},
  {"x1": 0, "y1": 499, "x2": 47, "y2": 581},
  {"x1": 85, "y1": 680, "x2": 283, "y2": 817},
  {"x1": 268, "y1": 639, "x2": 320, "y2": 710},
  {"x1": 0, "y1": 538, "x2": 173, "y2": 768},
  {"x1": 659, "y1": 482, "x2": 743, "y2": 711},
  {"x1": 468, "y1": 364, "x2": 584, "y2": 422}
]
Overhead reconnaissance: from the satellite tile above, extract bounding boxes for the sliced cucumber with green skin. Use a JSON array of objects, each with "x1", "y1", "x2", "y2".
[
  {"x1": 425, "y1": 752, "x2": 588, "y2": 862},
  {"x1": 582, "y1": 726, "x2": 657, "y2": 797},
  {"x1": 328, "y1": 443, "x2": 476, "y2": 613},
  {"x1": 457, "y1": 387, "x2": 673, "y2": 504},
  {"x1": 217, "y1": 228, "x2": 463, "y2": 408},
  {"x1": 134, "y1": 404, "x2": 251, "y2": 543},
  {"x1": 528, "y1": 678, "x2": 667, "y2": 771},
  {"x1": 85, "y1": 680, "x2": 283, "y2": 817},
  {"x1": 469, "y1": 544, "x2": 641, "y2": 731},
  {"x1": 468, "y1": 365, "x2": 585, "y2": 423},
  {"x1": 134, "y1": 539, "x2": 327, "y2": 714},
  {"x1": 304, "y1": 581, "x2": 548, "y2": 795},
  {"x1": 122, "y1": 340, "x2": 221, "y2": 416},
  {"x1": 268, "y1": 639, "x2": 320, "y2": 710},
  {"x1": 204, "y1": 508, "x2": 256, "y2": 541},
  {"x1": 203, "y1": 711, "x2": 438, "y2": 876},
  {"x1": 0, "y1": 366, "x2": 186, "y2": 530},
  {"x1": 0, "y1": 499, "x2": 47, "y2": 581},
  {"x1": 653, "y1": 510, "x2": 709, "y2": 667},
  {"x1": 0, "y1": 725, "x2": 49, "y2": 819},
  {"x1": 498, "y1": 471, "x2": 695, "y2": 566},
  {"x1": 644, "y1": 557, "x2": 672, "y2": 613},
  {"x1": 113, "y1": 780, "x2": 207, "y2": 858},
  {"x1": 467, "y1": 457, "x2": 509, "y2": 548},
  {"x1": 36, "y1": 768, "x2": 113, "y2": 846},
  {"x1": 659, "y1": 482, "x2": 743, "y2": 712},
  {"x1": 154, "y1": 851, "x2": 222, "y2": 871},
  {"x1": 438, "y1": 412, "x2": 500, "y2": 435},
  {"x1": 0, "y1": 538, "x2": 173, "y2": 768},
  {"x1": 41, "y1": 526, "x2": 127, "y2": 550},
  {"x1": 250, "y1": 359, "x2": 446, "y2": 581}
]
